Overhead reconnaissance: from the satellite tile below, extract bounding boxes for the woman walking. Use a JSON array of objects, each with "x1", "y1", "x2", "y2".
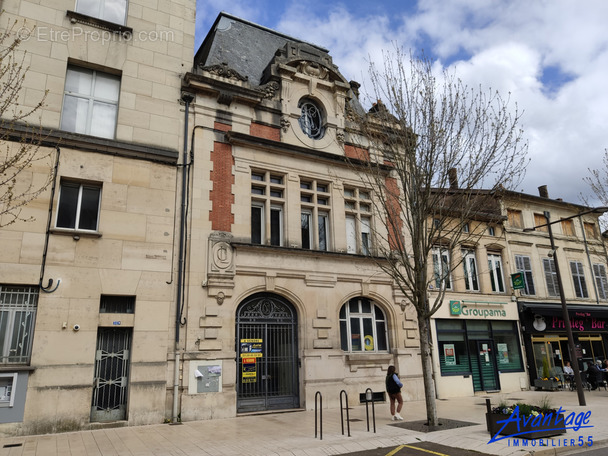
[{"x1": 385, "y1": 365, "x2": 403, "y2": 420}]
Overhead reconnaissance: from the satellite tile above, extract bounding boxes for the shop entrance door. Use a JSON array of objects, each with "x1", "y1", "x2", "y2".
[
  {"x1": 236, "y1": 293, "x2": 299, "y2": 413},
  {"x1": 475, "y1": 340, "x2": 500, "y2": 391}
]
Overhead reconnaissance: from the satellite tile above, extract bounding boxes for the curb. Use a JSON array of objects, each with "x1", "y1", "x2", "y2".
[{"x1": 525, "y1": 438, "x2": 608, "y2": 455}]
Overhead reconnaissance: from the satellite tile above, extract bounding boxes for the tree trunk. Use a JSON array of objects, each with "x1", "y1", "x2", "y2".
[{"x1": 417, "y1": 315, "x2": 438, "y2": 426}]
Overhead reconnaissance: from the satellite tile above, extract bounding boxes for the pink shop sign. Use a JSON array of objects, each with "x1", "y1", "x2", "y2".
[{"x1": 551, "y1": 316, "x2": 607, "y2": 331}]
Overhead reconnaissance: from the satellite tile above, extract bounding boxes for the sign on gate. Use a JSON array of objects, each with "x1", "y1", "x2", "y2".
[
  {"x1": 241, "y1": 339, "x2": 263, "y2": 383},
  {"x1": 242, "y1": 357, "x2": 257, "y2": 383},
  {"x1": 240, "y1": 338, "x2": 263, "y2": 357}
]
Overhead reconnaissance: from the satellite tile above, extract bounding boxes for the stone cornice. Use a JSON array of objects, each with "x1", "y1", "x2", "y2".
[
  {"x1": 2, "y1": 123, "x2": 178, "y2": 164},
  {"x1": 224, "y1": 131, "x2": 393, "y2": 173}
]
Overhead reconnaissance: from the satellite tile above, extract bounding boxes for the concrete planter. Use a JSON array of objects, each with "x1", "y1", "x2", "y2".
[{"x1": 534, "y1": 378, "x2": 561, "y2": 391}]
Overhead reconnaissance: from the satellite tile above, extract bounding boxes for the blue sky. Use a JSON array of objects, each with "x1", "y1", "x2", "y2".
[{"x1": 195, "y1": 0, "x2": 608, "y2": 206}]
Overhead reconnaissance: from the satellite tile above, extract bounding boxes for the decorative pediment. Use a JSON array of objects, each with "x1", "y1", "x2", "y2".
[
  {"x1": 199, "y1": 62, "x2": 248, "y2": 82},
  {"x1": 262, "y1": 41, "x2": 348, "y2": 85}
]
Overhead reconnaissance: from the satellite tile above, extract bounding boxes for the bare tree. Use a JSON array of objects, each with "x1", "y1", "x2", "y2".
[
  {"x1": 584, "y1": 148, "x2": 608, "y2": 204},
  {"x1": 347, "y1": 49, "x2": 528, "y2": 426},
  {"x1": 1, "y1": 14, "x2": 54, "y2": 228}
]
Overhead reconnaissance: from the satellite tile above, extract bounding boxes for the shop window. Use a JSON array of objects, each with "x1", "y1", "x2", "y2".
[
  {"x1": 0, "y1": 373, "x2": 17, "y2": 407},
  {"x1": 56, "y1": 181, "x2": 101, "y2": 231},
  {"x1": 76, "y1": 0, "x2": 128, "y2": 25},
  {"x1": 436, "y1": 320, "x2": 523, "y2": 376},
  {"x1": 61, "y1": 65, "x2": 120, "y2": 139},
  {"x1": 339, "y1": 298, "x2": 388, "y2": 353},
  {"x1": 432, "y1": 247, "x2": 452, "y2": 290},
  {"x1": 570, "y1": 261, "x2": 588, "y2": 298},
  {"x1": 462, "y1": 249, "x2": 479, "y2": 291},
  {"x1": 515, "y1": 255, "x2": 536, "y2": 295},
  {"x1": 543, "y1": 258, "x2": 560, "y2": 297},
  {"x1": 491, "y1": 321, "x2": 524, "y2": 372},
  {"x1": 487, "y1": 253, "x2": 505, "y2": 293},
  {"x1": 593, "y1": 264, "x2": 608, "y2": 300},
  {"x1": 0, "y1": 285, "x2": 38, "y2": 364},
  {"x1": 437, "y1": 320, "x2": 469, "y2": 375}
]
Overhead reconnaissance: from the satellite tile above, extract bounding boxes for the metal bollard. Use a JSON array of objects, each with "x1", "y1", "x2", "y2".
[
  {"x1": 365, "y1": 388, "x2": 376, "y2": 433},
  {"x1": 315, "y1": 391, "x2": 322, "y2": 440},
  {"x1": 339, "y1": 389, "x2": 351, "y2": 437}
]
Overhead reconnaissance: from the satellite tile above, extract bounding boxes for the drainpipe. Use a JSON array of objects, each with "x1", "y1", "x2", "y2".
[
  {"x1": 39, "y1": 146, "x2": 61, "y2": 293},
  {"x1": 173, "y1": 92, "x2": 194, "y2": 423}
]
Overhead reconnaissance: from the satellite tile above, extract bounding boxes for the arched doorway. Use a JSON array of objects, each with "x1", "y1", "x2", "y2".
[{"x1": 236, "y1": 293, "x2": 299, "y2": 413}]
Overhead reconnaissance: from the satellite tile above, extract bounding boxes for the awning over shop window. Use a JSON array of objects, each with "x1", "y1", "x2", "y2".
[{"x1": 519, "y1": 302, "x2": 608, "y2": 318}]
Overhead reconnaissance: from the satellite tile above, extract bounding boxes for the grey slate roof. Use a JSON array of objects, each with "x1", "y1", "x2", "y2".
[{"x1": 195, "y1": 12, "x2": 329, "y2": 86}]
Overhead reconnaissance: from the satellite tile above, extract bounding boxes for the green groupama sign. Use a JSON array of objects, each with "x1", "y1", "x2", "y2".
[
  {"x1": 511, "y1": 272, "x2": 525, "y2": 290},
  {"x1": 450, "y1": 300, "x2": 462, "y2": 315}
]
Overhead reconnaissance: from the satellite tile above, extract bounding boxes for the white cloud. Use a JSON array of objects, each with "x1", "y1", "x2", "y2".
[{"x1": 195, "y1": 0, "x2": 608, "y2": 203}]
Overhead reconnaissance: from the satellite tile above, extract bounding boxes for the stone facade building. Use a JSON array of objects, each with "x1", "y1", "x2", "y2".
[
  {"x1": 0, "y1": 0, "x2": 194, "y2": 435},
  {"x1": 178, "y1": 13, "x2": 423, "y2": 420},
  {"x1": 503, "y1": 187, "x2": 608, "y2": 387}
]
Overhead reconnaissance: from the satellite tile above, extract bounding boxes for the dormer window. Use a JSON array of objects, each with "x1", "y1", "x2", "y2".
[{"x1": 298, "y1": 98, "x2": 324, "y2": 140}]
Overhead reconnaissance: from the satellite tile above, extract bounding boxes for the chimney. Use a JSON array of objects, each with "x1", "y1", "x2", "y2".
[
  {"x1": 448, "y1": 168, "x2": 459, "y2": 189},
  {"x1": 538, "y1": 185, "x2": 549, "y2": 198},
  {"x1": 349, "y1": 80, "x2": 360, "y2": 99}
]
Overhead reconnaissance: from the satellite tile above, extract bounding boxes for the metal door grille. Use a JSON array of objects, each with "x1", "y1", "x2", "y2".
[
  {"x1": 236, "y1": 293, "x2": 299, "y2": 413},
  {"x1": 91, "y1": 328, "x2": 131, "y2": 422}
]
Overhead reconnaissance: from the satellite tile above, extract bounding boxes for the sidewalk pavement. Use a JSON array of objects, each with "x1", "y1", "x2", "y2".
[{"x1": 1, "y1": 389, "x2": 606, "y2": 456}]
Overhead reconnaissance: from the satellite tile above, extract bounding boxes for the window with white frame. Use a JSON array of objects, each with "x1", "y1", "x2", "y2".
[
  {"x1": 515, "y1": 255, "x2": 536, "y2": 295},
  {"x1": 76, "y1": 0, "x2": 128, "y2": 25},
  {"x1": 0, "y1": 373, "x2": 17, "y2": 407},
  {"x1": 487, "y1": 253, "x2": 505, "y2": 293},
  {"x1": 56, "y1": 181, "x2": 101, "y2": 231},
  {"x1": 543, "y1": 258, "x2": 560, "y2": 297},
  {"x1": 593, "y1": 264, "x2": 608, "y2": 300},
  {"x1": 344, "y1": 187, "x2": 372, "y2": 255},
  {"x1": 251, "y1": 171, "x2": 284, "y2": 246},
  {"x1": 300, "y1": 179, "x2": 331, "y2": 251},
  {"x1": 432, "y1": 247, "x2": 452, "y2": 290},
  {"x1": 0, "y1": 285, "x2": 38, "y2": 365},
  {"x1": 339, "y1": 297, "x2": 388, "y2": 352},
  {"x1": 570, "y1": 261, "x2": 589, "y2": 298},
  {"x1": 462, "y1": 249, "x2": 479, "y2": 291},
  {"x1": 61, "y1": 66, "x2": 120, "y2": 139}
]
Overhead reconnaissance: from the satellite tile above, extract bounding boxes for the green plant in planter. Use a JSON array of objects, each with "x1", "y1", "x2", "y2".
[
  {"x1": 542, "y1": 358, "x2": 550, "y2": 379},
  {"x1": 538, "y1": 395, "x2": 553, "y2": 414}
]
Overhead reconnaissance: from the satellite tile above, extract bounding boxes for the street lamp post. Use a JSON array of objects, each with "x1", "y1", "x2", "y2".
[{"x1": 543, "y1": 211, "x2": 586, "y2": 406}]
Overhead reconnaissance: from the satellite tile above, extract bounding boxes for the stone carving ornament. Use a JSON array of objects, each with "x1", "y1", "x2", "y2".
[{"x1": 200, "y1": 62, "x2": 248, "y2": 82}]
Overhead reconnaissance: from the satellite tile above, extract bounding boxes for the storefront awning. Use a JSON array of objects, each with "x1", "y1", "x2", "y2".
[{"x1": 519, "y1": 301, "x2": 608, "y2": 318}]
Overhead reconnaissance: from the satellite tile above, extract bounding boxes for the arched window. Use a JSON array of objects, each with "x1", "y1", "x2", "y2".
[
  {"x1": 339, "y1": 297, "x2": 388, "y2": 352},
  {"x1": 298, "y1": 98, "x2": 325, "y2": 140}
]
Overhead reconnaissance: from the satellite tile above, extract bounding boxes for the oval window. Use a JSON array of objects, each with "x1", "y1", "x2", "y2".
[{"x1": 298, "y1": 99, "x2": 325, "y2": 140}]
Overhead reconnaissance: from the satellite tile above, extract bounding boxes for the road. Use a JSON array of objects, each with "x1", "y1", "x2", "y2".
[{"x1": 343, "y1": 441, "x2": 492, "y2": 456}]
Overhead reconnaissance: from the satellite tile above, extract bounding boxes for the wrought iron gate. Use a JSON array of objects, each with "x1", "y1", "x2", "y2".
[
  {"x1": 236, "y1": 293, "x2": 299, "y2": 413},
  {"x1": 91, "y1": 328, "x2": 131, "y2": 422}
]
